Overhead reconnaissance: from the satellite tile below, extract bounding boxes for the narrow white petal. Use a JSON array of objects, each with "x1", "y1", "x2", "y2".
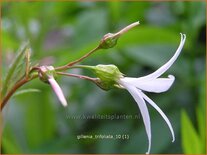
[
  {"x1": 140, "y1": 33, "x2": 186, "y2": 79},
  {"x1": 120, "y1": 81, "x2": 151, "y2": 154},
  {"x1": 140, "y1": 91, "x2": 175, "y2": 142},
  {"x1": 48, "y1": 77, "x2": 67, "y2": 107},
  {"x1": 121, "y1": 75, "x2": 175, "y2": 93}
]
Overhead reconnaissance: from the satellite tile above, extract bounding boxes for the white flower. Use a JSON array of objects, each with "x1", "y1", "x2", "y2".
[{"x1": 118, "y1": 33, "x2": 186, "y2": 154}]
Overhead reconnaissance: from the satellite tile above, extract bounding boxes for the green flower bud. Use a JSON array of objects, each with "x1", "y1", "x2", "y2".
[
  {"x1": 38, "y1": 66, "x2": 57, "y2": 83},
  {"x1": 99, "y1": 21, "x2": 139, "y2": 49},
  {"x1": 99, "y1": 33, "x2": 118, "y2": 49},
  {"x1": 92, "y1": 64, "x2": 123, "y2": 90}
]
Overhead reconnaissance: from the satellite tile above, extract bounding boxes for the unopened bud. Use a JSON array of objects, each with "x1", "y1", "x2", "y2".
[
  {"x1": 38, "y1": 66, "x2": 67, "y2": 107},
  {"x1": 92, "y1": 64, "x2": 123, "y2": 90},
  {"x1": 99, "y1": 21, "x2": 139, "y2": 49},
  {"x1": 38, "y1": 66, "x2": 57, "y2": 83},
  {"x1": 99, "y1": 33, "x2": 118, "y2": 49}
]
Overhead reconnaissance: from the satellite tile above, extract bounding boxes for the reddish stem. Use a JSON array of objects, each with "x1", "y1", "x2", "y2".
[
  {"x1": 56, "y1": 72, "x2": 98, "y2": 82},
  {"x1": 0, "y1": 75, "x2": 37, "y2": 111},
  {"x1": 55, "y1": 46, "x2": 100, "y2": 71}
]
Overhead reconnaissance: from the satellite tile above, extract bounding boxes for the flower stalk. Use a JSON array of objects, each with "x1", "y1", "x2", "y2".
[
  {"x1": 55, "y1": 21, "x2": 139, "y2": 71},
  {"x1": 56, "y1": 72, "x2": 99, "y2": 82},
  {"x1": 55, "y1": 46, "x2": 100, "y2": 71}
]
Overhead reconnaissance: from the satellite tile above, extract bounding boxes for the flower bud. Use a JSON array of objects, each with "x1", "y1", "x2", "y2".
[
  {"x1": 92, "y1": 64, "x2": 123, "y2": 90},
  {"x1": 99, "y1": 21, "x2": 139, "y2": 49},
  {"x1": 38, "y1": 66, "x2": 68, "y2": 107},
  {"x1": 99, "y1": 33, "x2": 118, "y2": 49},
  {"x1": 38, "y1": 66, "x2": 57, "y2": 83}
]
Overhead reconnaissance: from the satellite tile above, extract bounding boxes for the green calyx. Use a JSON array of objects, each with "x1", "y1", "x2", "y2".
[
  {"x1": 98, "y1": 22, "x2": 139, "y2": 49},
  {"x1": 99, "y1": 33, "x2": 118, "y2": 49},
  {"x1": 90, "y1": 64, "x2": 123, "y2": 90},
  {"x1": 38, "y1": 66, "x2": 57, "y2": 83}
]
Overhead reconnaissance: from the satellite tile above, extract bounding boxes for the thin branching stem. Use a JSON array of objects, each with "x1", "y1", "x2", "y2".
[
  {"x1": 56, "y1": 72, "x2": 98, "y2": 82},
  {"x1": 55, "y1": 46, "x2": 100, "y2": 71},
  {"x1": 1, "y1": 21, "x2": 140, "y2": 111}
]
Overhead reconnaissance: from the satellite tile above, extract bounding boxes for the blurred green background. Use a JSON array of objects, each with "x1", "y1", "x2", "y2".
[{"x1": 1, "y1": 1, "x2": 206, "y2": 154}]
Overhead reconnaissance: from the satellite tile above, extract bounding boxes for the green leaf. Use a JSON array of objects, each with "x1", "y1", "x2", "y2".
[
  {"x1": 2, "y1": 126, "x2": 22, "y2": 153},
  {"x1": 181, "y1": 110, "x2": 202, "y2": 154},
  {"x1": 2, "y1": 137, "x2": 22, "y2": 153},
  {"x1": 2, "y1": 42, "x2": 29, "y2": 97},
  {"x1": 13, "y1": 89, "x2": 41, "y2": 97},
  {"x1": 196, "y1": 73, "x2": 206, "y2": 152},
  {"x1": 196, "y1": 107, "x2": 206, "y2": 153}
]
